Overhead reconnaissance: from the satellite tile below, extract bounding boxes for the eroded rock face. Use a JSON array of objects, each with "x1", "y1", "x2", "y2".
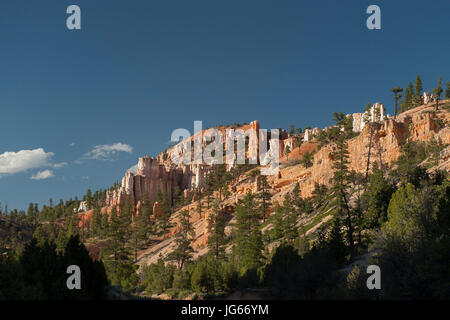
[
  {"x1": 423, "y1": 92, "x2": 435, "y2": 104},
  {"x1": 82, "y1": 100, "x2": 450, "y2": 266},
  {"x1": 351, "y1": 103, "x2": 386, "y2": 133},
  {"x1": 106, "y1": 120, "x2": 276, "y2": 208},
  {"x1": 75, "y1": 201, "x2": 88, "y2": 213},
  {"x1": 352, "y1": 113, "x2": 365, "y2": 133},
  {"x1": 106, "y1": 156, "x2": 189, "y2": 207},
  {"x1": 105, "y1": 101, "x2": 449, "y2": 212},
  {"x1": 297, "y1": 106, "x2": 445, "y2": 198}
]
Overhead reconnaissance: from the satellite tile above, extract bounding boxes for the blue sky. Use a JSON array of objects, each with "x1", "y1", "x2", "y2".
[{"x1": 0, "y1": 0, "x2": 449, "y2": 211}]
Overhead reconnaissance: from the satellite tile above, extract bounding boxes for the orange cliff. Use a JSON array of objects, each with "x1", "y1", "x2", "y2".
[
  {"x1": 77, "y1": 100, "x2": 449, "y2": 228},
  {"x1": 69, "y1": 100, "x2": 450, "y2": 266},
  {"x1": 104, "y1": 120, "x2": 274, "y2": 209},
  {"x1": 274, "y1": 101, "x2": 450, "y2": 198}
]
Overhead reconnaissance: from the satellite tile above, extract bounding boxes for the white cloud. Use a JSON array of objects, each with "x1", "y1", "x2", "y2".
[
  {"x1": 82, "y1": 142, "x2": 133, "y2": 161},
  {"x1": 52, "y1": 162, "x2": 68, "y2": 168},
  {"x1": 31, "y1": 170, "x2": 54, "y2": 180},
  {"x1": 69, "y1": 142, "x2": 76, "y2": 147},
  {"x1": 0, "y1": 148, "x2": 54, "y2": 176}
]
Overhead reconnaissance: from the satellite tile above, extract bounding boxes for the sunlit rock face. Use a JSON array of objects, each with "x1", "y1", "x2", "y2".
[
  {"x1": 105, "y1": 100, "x2": 450, "y2": 210},
  {"x1": 351, "y1": 102, "x2": 386, "y2": 133},
  {"x1": 105, "y1": 120, "x2": 269, "y2": 208},
  {"x1": 106, "y1": 156, "x2": 189, "y2": 207}
]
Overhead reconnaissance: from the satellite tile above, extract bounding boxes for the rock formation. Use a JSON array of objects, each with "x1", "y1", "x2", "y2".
[
  {"x1": 106, "y1": 120, "x2": 280, "y2": 208},
  {"x1": 76, "y1": 99, "x2": 450, "y2": 268},
  {"x1": 293, "y1": 103, "x2": 449, "y2": 197},
  {"x1": 423, "y1": 91, "x2": 437, "y2": 104},
  {"x1": 106, "y1": 156, "x2": 189, "y2": 207},
  {"x1": 104, "y1": 99, "x2": 449, "y2": 214},
  {"x1": 351, "y1": 102, "x2": 386, "y2": 133}
]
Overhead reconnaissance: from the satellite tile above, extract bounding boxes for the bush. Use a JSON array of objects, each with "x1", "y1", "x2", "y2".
[{"x1": 140, "y1": 258, "x2": 175, "y2": 295}]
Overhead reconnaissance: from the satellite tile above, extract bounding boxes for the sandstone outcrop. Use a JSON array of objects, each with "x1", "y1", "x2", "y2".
[
  {"x1": 281, "y1": 101, "x2": 449, "y2": 198},
  {"x1": 105, "y1": 156, "x2": 190, "y2": 207},
  {"x1": 104, "y1": 100, "x2": 448, "y2": 269},
  {"x1": 351, "y1": 102, "x2": 386, "y2": 133},
  {"x1": 423, "y1": 91, "x2": 435, "y2": 104},
  {"x1": 106, "y1": 120, "x2": 281, "y2": 208}
]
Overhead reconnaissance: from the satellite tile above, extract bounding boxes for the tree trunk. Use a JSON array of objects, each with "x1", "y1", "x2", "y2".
[
  {"x1": 394, "y1": 98, "x2": 397, "y2": 119},
  {"x1": 365, "y1": 125, "x2": 374, "y2": 182},
  {"x1": 341, "y1": 190, "x2": 355, "y2": 258}
]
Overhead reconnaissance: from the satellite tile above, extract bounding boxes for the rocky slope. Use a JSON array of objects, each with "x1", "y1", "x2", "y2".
[{"x1": 78, "y1": 99, "x2": 450, "y2": 269}]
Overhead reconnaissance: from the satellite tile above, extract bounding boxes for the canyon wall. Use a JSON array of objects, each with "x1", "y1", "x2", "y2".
[
  {"x1": 295, "y1": 102, "x2": 449, "y2": 198},
  {"x1": 105, "y1": 120, "x2": 273, "y2": 208},
  {"x1": 104, "y1": 100, "x2": 449, "y2": 210}
]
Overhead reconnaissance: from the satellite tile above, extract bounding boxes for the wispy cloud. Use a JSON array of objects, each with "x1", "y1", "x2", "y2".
[
  {"x1": 52, "y1": 162, "x2": 68, "y2": 168},
  {"x1": 69, "y1": 142, "x2": 76, "y2": 147},
  {"x1": 81, "y1": 142, "x2": 133, "y2": 161},
  {"x1": 31, "y1": 170, "x2": 54, "y2": 180},
  {"x1": 0, "y1": 148, "x2": 54, "y2": 177}
]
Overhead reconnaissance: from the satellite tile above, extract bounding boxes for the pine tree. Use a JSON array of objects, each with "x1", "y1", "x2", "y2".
[
  {"x1": 311, "y1": 183, "x2": 328, "y2": 209},
  {"x1": 136, "y1": 194, "x2": 154, "y2": 248},
  {"x1": 331, "y1": 134, "x2": 355, "y2": 257},
  {"x1": 401, "y1": 82, "x2": 414, "y2": 112},
  {"x1": 166, "y1": 208, "x2": 195, "y2": 270},
  {"x1": 215, "y1": 165, "x2": 232, "y2": 202},
  {"x1": 84, "y1": 189, "x2": 93, "y2": 209},
  {"x1": 413, "y1": 75, "x2": 423, "y2": 106},
  {"x1": 348, "y1": 170, "x2": 365, "y2": 244},
  {"x1": 173, "y1": 186, "x2": 185, "y2": 207},
  {"x1": 156, "y1": 190, "x2": 173, "y2": 238},
  {"x1": 289, "y1": 124, "x2": 295, "y2": 135},
  {"x1": 445, "y1": 81, "x2": 450, "y2": 99},
  {"x1": 242, "y1": 229, "x2": 264, "y2": 271},
  {"x1": 55, "y1": 226, "x2": 69, "y2": 251},
  {"x1": 271, "y1": 204, "x2": 285, "y2": 241},
  {"x1": 281, "y1": 193, "x2": 300, "y2": 241},
  {"x1": 285, "y1": 145, "x2": 291, "y2": 161},
  {"x1": 100, "y1": 210, "x2": 109, "y2": 238},
  {"x1": 129, "y1": 215, "x2": 140, "y2": 263},
  {"x1": 300, "y1": 151, "x2": 313, "y2": 168},
  {"x1": 63, "y1": 235, "x2": 109, "y2": 299},
  {"x1": 234, "y1": 191, "x2": 259, "y2": 238},
  {"x1": 433, "y1": 76, "x2": 443, "y2": 111},
  {"x1": 105, "y1": 206, "x2": 121, "y2": 272},
  {"x1": 256, "y1": 175, "x2": 271, "y2": 222},
  {"x1": 91, "y1": 206, "x2": 102, "y2": 237},
  {"x1": 105, "y1": 203, "x2": 132, "y2": 274},
  {"x1": 196, "y1": 188, "x2": 202, "y2": 218},
  {"x1": 207, "y1": 198, "x2": 227, "y2": 260},
  {"x1": 232, "y1": 191, "x2": 262, "y2": 270},
  {"x1": 362, "y1": 165, "x2": 395, "y2": 228},
  {"x1": 327, "y1": 216, "x2": 348, "y2": 266},
  {"x1": 391, "y1": 87, "x2": 403, "y2": 119}
]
